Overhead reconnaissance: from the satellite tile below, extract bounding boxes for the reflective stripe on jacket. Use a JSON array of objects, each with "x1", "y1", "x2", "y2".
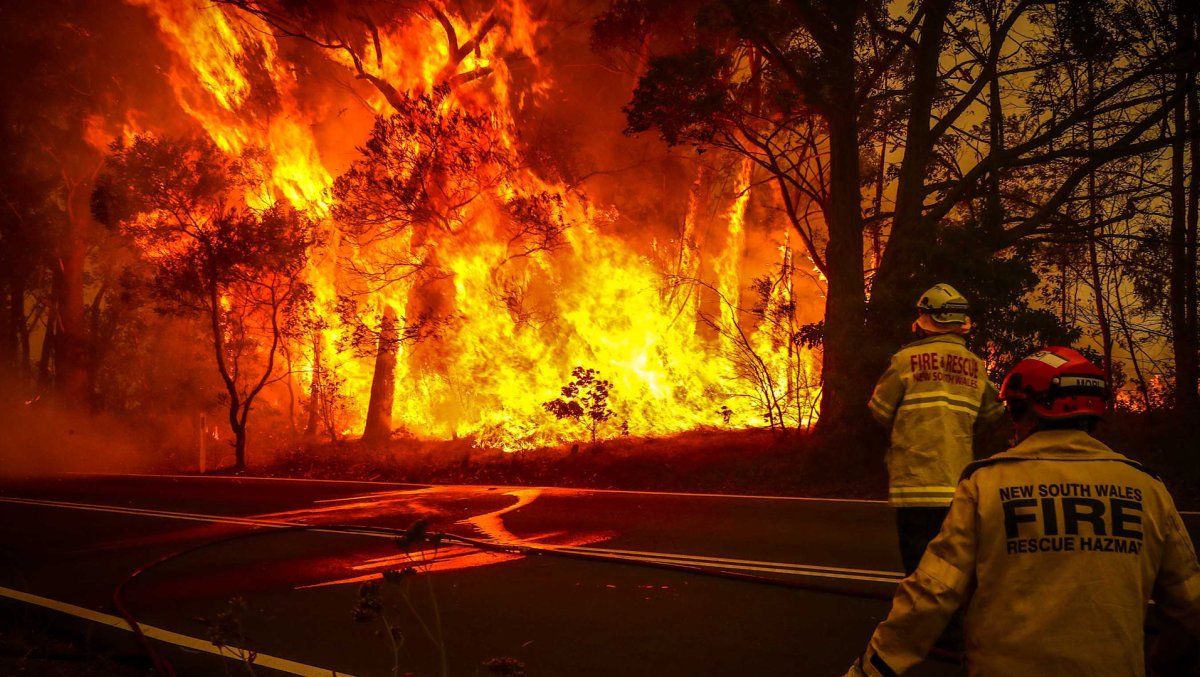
[
  {"x1": 860, "y1": 430, "x2": 1200, "y2": 677},
  {"x1": 869, "y1": 334, "x2": 1003, "y2": 507}
]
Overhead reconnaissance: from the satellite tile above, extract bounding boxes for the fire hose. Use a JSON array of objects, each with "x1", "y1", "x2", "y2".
[{"x1": 112, "y1": 521, "x2": 899, "y2": 675}]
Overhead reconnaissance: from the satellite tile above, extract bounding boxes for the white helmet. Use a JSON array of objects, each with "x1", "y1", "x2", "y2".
[{"x1": 913, "y1": 284, "x2": 971, "y2": 334}]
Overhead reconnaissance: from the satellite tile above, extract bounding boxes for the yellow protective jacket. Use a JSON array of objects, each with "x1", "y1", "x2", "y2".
[
  {"x1": 858, "y1": 430, "x2": 1200, "y2": 677},
  {"x1": 869, "y1": 334, "x2": 1003, "y2": 507}
]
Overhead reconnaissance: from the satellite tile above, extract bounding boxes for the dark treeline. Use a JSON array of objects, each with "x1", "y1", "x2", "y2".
[{"x1": 601, "y1": 0, "x2": 1200, "y2": 443}]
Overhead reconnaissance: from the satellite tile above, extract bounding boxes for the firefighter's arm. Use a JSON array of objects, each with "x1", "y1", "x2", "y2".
[
  {"x1": 1152, "y1": 494, "x2": 1200, "y2": 636},
  {"x1": 869, "y1": 355, "x2": 905, "y2": 427},
  {"x1": 978, "y1": 378, "x2": 1004, "y2": 424},
  {"x1": 854, "y1": 483, "x2": 979, "y2": 675}
]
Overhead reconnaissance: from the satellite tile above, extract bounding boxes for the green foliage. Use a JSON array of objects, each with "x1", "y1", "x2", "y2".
[
  {"x1": 925, "y1": 226, "x2": 1081, "y2": 379},
  {"x1": 543, "y1": 366, "x2": 616, "y2": 443},
  {"x1": 623, "y1": 48, "x2": 732, "y2": 147}
]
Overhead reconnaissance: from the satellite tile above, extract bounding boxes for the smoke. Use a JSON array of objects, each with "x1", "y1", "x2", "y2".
[{"x1": 0, "y1": 395, "x2": 150, "y2": 478}]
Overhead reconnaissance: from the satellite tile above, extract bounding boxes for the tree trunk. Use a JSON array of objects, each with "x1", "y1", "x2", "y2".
[
  {"x1": 1, "y1": 276, "x2": 18, "y2": 387},
  {"x1": 1170, "y1": 62, "x2": 1198, "y2": 412},
  {"x1": 16, "y1": 274, "x2": 32, "y2": 382},
  {"x1": 56, "y1": 176, "x2": 91, "y2": 408},
  {"x1": 1087, "y1": 233, "x2": 1113, "y2": 388},
  {"x1": 983, "y1": 6, "x2": 1006, "y2": 239},
  {"x1": 231, "y1": 417, "x2": 247, "y2": 469},
  {"x1": 38, "y1": 275, "x2": 59, "y2": 389},
  {"x1": 1112, "y1": 283, "x2": 1152, "y2": 410},
  {"x1": 1085, "y1": 62, "x2": 1114, "y2": 393},
  {"x1": 362, "y1": 305, "x2": 398, "y2": 445},
  {"x1": 1181, "y1": 40, "x2": 1200, "y2": 413},
  {"x1": 867, "y1": 0, "x2": 954, "y2": 348},
  {"x1": 814, "y1": 23, "x2": 868, "y2": 436},
  {"x1": 304, "y1": 332, "x2": 321, "y2": 437}
]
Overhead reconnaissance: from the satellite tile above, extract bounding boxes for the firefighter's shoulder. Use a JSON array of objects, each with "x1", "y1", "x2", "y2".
[{"x1": 958, "y1": 455, "x2": 1163, "y2": 483}]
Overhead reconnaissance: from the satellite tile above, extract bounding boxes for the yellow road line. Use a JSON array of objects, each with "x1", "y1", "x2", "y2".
[{"x1": 0, "y1": 585, "x2": 349, "y2": 676}]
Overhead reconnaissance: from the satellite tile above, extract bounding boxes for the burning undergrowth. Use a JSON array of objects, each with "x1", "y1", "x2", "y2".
[{"x1": 258, "y1": 427, "x2": 890, "y2": 500}]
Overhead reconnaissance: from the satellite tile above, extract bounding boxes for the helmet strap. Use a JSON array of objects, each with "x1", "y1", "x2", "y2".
[{"x1": 914, "y1": 315, "x2": 971, "y2": 335}]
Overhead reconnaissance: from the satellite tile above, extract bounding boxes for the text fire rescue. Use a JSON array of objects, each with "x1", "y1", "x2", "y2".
[
  {"x1": 1000, "y1": 483, "x2": 1145, "y2": 555},
  {"x1": 909, "y1": 351, "x2": 980, "y2": 388}
]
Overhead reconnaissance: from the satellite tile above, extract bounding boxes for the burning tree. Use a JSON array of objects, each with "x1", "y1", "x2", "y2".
[
  {"x1": 333, "y1": 88, "x2": 568, "y2": 444},
  {"x1": 93, "y1": 135, "x2": 316, "y2": 468},
  {"x1": 671, "y1": 246, "x2": 821, "y2": 433}
]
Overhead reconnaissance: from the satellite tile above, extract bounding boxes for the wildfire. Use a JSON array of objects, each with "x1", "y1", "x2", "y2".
[{"x1": 123, "y1": 0, "x2": 821, "y2": 449}]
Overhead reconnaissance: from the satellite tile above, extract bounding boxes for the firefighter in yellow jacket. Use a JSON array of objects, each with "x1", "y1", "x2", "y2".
[
  {"x1": 869, "y1": 284, "x2": 1004, "y2": 575},
  {"x1": 844, "y1": 346, "x2": 1200, "y2": 676}
]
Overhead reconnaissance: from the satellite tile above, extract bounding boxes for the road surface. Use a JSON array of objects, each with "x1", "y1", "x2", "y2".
[{"x1": 2, "y1": 474, "x2": 1194, "y2": 676}]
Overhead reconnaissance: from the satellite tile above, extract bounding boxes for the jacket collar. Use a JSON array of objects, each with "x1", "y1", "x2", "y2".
[
  {"x1": 1003, "y1": 429, "x2": 1122, "y2": 461},
  {"x1": 903, "y1": 333, "x2": 968, "y2": 349}
]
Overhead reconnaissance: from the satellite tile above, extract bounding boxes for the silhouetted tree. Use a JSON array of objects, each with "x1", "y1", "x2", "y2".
[
  {"x1": 543, "y1": 366, "x2": 616, "y2": 444},
  {"x1": 94, "y1": 135, "x2": 317, "y2": 468},
  {"x1": 0, "y1": 0, "x2": 162, "y2": 406},
  {"x1": 603, "y1": 0, "x2": 1199, "y2": 440}
]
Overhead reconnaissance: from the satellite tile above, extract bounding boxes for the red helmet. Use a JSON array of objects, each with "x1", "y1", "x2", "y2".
[{"x1": 999, "y1": 346, "x2": 1107, "y2": 420}]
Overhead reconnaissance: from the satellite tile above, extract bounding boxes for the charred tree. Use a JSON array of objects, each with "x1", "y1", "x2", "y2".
[
  {"x1": 55, "y1": 164, "x2": 101, "y2": 408},
  {"x1": 361, "y1": 306, "x2": 398, "y2": 445},
  {"x1": 304, "y1": 332, "x2": 323, "y2": 438},
  {"x1": 333, "y1": 92, "x2": 564, "y2": 444}
]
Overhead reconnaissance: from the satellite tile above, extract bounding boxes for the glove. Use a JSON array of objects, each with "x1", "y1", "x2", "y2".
[{"x1": 840, "y1": 656, "x2": 867, "y2": 677}]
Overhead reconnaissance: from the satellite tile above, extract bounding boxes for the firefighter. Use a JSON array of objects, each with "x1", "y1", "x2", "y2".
[
  {"x1": 843, "y1": 346, "x2": 1200, "y2": 676},
  {"x1": 869, "y1": 283, "x2": 1004, "y2": 576}
]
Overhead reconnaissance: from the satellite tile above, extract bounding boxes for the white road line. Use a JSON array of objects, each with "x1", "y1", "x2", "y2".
[
  {"x1": 62, "y1": 473, "x2": 889, "y2": 504},
  {"x1": 68, "y1": 473, "x2": 1200, "y2": 515},
  {"x1": 551, "y1": 544, "x2": 901, "y2": 579},
  {"x1": 543, "y1": 545, "x2": 902, "y2": 583},
  {"x1": 0, "y1": 497, "x2": 387, "y2": 539},
  {"x1": 0, "y1": 585, "x2": 350, "y2": 676},
  {"x1": 550, "y1": 550, "x2": 901, "y2": 584},
  {"x1": 0, "y1": 496, "x2": 899, "y2": 584}
]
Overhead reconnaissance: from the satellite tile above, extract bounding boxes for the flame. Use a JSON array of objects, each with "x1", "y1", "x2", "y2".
[{"x1": 123, "y1": 0, "x2": 821, "y2": 448}]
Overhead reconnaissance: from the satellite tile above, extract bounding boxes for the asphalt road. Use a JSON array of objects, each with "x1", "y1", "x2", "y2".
[{"x1": 1, "y1": 474, "x2": 1195, "y2": 676}]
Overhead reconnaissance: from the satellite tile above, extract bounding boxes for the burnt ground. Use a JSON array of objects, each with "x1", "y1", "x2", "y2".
[{"x1": 251, "y1": 411, "x2": 1200, "y2": 511}]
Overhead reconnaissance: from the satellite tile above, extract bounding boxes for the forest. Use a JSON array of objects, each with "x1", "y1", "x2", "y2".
[{"x1": 0, "y1": 0, "x2": 1196, "y2": 482}]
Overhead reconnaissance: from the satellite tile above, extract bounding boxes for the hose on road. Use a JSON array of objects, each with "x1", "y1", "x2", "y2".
[
  {"x1": 435, "y1": 530, "x2": 897, "y2": 601},
  {"x1": 113, "y1": 520, "x2": 898, "y2": 675}
]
